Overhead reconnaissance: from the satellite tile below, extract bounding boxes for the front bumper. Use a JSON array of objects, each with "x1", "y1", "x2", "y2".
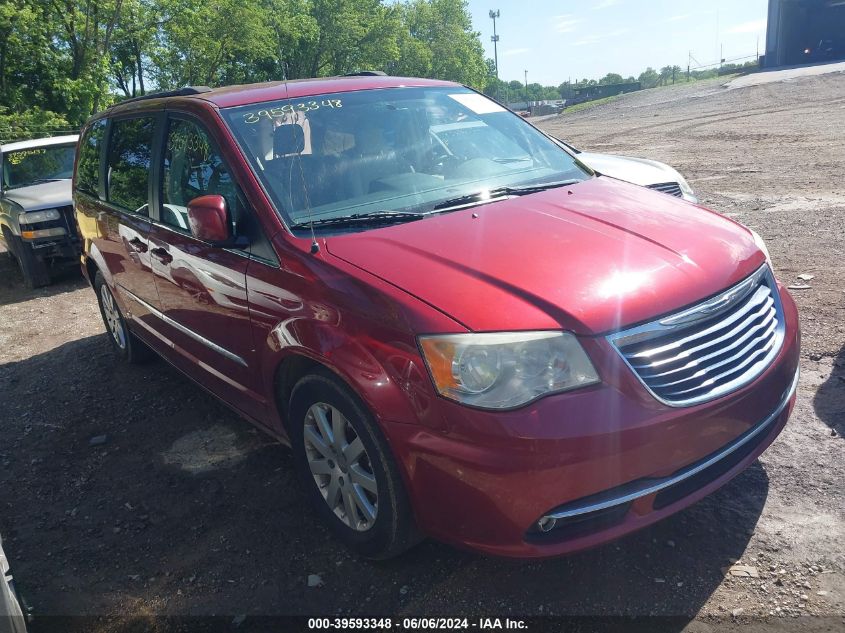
[
  {"x1": 534, "y1": 366, "x2": 797, "y2": 534},
  {"x1": 384, "y1": 284, "x2": 799, "y2": 557},
  {"x1": 21, "y1": 234, "x2": 78, "y2": 260}
]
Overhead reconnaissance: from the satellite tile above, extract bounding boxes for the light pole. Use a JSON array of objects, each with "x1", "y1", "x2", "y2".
[{"x1": 524, "y1": 69, "x2": 529, "y2": 102}]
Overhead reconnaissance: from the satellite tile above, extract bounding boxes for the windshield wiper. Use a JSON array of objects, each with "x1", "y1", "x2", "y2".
[
  {"x1": 288, "y1": 179, "x2": 583, "y2": 230},
  {"x1": 431, "y1": 179, "x2": 582, "y2": 211},
  {"x1": 289, "y1": 211, "x2": 425, "y2": 230}
]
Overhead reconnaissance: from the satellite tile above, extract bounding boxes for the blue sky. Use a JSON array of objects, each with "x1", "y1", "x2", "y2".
[{"x1": 466, "y1": 0, "x2": 770, "y2": 85}]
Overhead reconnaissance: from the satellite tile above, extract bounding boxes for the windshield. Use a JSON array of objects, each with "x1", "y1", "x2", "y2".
[
  {"x1": 222, "y1": 87, "x2": 590, "y2": 230},
  {"x1": 2, "y1": 144, "x2": 76, "y2": 189}
]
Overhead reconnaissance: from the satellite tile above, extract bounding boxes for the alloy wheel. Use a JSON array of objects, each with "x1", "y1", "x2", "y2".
[
  {"x1": 303, "y1": 402, "x2": 378, "y2": 531},
  {"x1": 100, "y1": 284, "x2": 126, "y2": 350}
]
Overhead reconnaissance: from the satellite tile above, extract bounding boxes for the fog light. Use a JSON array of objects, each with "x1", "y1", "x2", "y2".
[{"x1": 537, "y1": 516, "x2": 557, "y2": 533}]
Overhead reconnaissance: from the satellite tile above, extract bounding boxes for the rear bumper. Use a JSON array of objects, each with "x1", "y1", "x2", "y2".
[{"x1": 383, "y1": 286, "x2": 800, "y2": 558}]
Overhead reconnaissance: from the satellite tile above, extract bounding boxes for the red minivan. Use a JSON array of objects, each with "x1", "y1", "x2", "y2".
[{"x1": 74, "y1": 76, "x2": 799, "y2": 559}]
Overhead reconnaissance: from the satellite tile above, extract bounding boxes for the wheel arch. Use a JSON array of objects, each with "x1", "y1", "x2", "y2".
[
  {"x1": 82, "y1": 242, "x2": 112, "y2": 289},
  {"x1": 0, "y1": 225, "x2": 17, "y2": 256},
  {"x1": 84, "y1": 255, "x2": 100, "y2": 287},
  {"x1": 273, "y1": 352, "x2": 326, "y2": 428},
  {"x1": 272, "y1": 350, "x2": 383, "y2": 439}
]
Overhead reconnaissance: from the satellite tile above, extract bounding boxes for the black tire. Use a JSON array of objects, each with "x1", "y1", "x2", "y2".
[
  {"x1": 6, "y1": 231, "x2": 50, "y2": 289},
  {"x1": 93, "y1": 271, "x2": 153, "y2": 364},
  {"x1": 288, "y1": 370, "x2": 421, "y2": 559}
]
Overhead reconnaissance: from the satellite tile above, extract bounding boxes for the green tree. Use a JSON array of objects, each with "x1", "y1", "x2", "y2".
[
  {"x1": 391, "y1": 0, "x2": 488, "y2": 87},
  {"x1": 0, "y1": 0, "x2": 127, "y2": 123},
  {"x1": 638, "y1": 67, "x2": 659, "y2": 89},
  {"x1": 0, "y1": 0, "x2": 500, "y2": 128},
  {"x1": 295, "y1": 0, "x2": 401, "y2": 78},
  {"x1": 153, "y1": 0, "x2": 276, "y2": 87},
  {"x1": 598, "y1": 72, "x2": 624, "y2": 85},
  {"x1": 0, "y1": 107, "x2": 72, "y2": 143},
  {"x1": 110, "y1": 0, "x2": 160, "y2": 96}
]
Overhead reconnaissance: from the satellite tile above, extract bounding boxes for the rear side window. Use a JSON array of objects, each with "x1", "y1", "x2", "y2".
[
  {"x1": 76, "y1": 119, "x2": 106, "y2": 197},
  {"x1": 107, "y1": 117, "x2": 155, "y2": 215}
]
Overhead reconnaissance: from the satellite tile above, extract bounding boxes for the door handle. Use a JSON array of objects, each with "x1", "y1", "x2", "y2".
[
  {"x1": 150, "y1": 247, "x2": 173, "y2": 265},
  {"x1": 128, "y1": 237, "x2": 148, "y2": 253}
]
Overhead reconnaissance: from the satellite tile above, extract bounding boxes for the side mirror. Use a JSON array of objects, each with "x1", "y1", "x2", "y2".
[{"x1": 187, "y1": 195, "x2": 231, "y2": 243}]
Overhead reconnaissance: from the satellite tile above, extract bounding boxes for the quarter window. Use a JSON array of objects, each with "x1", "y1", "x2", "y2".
[
  {"x1": 106, "y1": 117, "x2": 154, "y2": 215},
  {"x1": 162, "y1": 119, "x2": 236, "y2": 232},
  {"x1": 76, "y1": 120, "x2": 106, "y2": 197}
]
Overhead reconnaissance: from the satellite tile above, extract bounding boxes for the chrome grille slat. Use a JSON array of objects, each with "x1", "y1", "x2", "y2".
[
  {"x1": 647, "y1": 182, "x2": 684, "y2": 198},
  {"x1": 660, "y1": 340, "x2": 776, "y2": 399},
  {"x1": 608, "y1": 266, "x2": 785, "y2": 407},
  {"x1": 627, "y1": 286, "x2": 772, "y2": 362},
  {"x1": 650, "y1": 319, "x2": 778, "y2": 391},
  {"x1": 636, "y1": 305, "x2": 776, "y2": 379}
]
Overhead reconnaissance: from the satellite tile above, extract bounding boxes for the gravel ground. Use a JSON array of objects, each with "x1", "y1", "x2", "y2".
[{"x1": 0, "y1": 71, "x2": 844, "y2": 632}]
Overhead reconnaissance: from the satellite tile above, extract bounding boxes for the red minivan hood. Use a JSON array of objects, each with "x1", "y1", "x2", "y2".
[{"x1": 326, "y1": 177, "x2": 765, "y2": 335}]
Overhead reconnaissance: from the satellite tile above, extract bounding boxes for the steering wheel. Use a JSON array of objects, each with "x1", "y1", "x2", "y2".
[{"x1": 426, "y1": 148, "x2": 462, "y2": 175}]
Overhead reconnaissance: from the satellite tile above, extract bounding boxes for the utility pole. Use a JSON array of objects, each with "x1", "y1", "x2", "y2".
[
  {"x1": 687, "y1": 51, "x2": 691, "y2": 81},
  {"x1": 716, "y1": 9, "x2": 723, "y2": 70},
  {"x1": 524, "y1": 69, "x2": 529, "y2": 102},
  {"x1": 489, "y1": 10, "x2": 501, "y2": 78},
  {"x1": 489, "y1": 10, "x2": 501, "y2": 101}
]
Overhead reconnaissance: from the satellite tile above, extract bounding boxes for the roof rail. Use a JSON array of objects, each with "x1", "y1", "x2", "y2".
[
  {"x1": 343, "y1": 71, "x2": 387, "y2": 77},
  {"x1": 108, "y1": 86, "x2": 213, "y2": 108}
]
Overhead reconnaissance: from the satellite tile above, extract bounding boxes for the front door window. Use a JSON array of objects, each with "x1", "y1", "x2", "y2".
[{"x1": 161, "y1": 119, "x2": 236, "y2": 233}]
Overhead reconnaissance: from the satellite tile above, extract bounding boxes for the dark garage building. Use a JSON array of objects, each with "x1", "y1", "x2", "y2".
[{"x1": 764, "y1": 0, "x2": 845, "y2": 67}]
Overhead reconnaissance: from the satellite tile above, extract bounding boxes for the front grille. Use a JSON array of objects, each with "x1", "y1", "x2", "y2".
[
  {"x1": 609, "y1": 266, "x2": 785, "y2": 407},
  {"x1": 58, "y1": 205, "x2": 77, "y2": 238},
  {"x1": 647, "y1": 181, "x2": 683, "y2": 198}
]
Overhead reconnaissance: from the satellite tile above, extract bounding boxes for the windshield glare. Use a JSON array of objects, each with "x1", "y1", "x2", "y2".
[
  {"x1": 2, "y1": 145, "x2": 76, "y2": 189},
  {"x1": 223, "y1": 87, "x2": 589, "y2": 229}
]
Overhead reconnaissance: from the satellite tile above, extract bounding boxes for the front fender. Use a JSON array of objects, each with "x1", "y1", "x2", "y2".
[
  {"x1": 247, "y1": 242, "x2": 463, "y2": 441},
  {"x1": 262, "y1": 316, "x2": 447, "y2": 440},
  {"x1": 0, "y1": 198, "x2": 24, "y2": 237}
]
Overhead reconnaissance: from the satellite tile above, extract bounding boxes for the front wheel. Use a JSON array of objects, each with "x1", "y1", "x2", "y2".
[
  {"x1": 288, "y1": 371, "x2": 420, "y2": 559},
  {"x1": 5, "y1": 231, "x2": 50, "y2": 289}
]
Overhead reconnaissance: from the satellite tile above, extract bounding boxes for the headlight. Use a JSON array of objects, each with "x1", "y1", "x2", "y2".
[
  {"x1": 418, "y1": 331, "x2": 600, "y2": 409},
  {"x1": 19, "y1": 208, "x2": 61, "y2": 224},
  {"x1": 750, "y1": 228, "x2": 773, "y2": 269},
  {"x1": 676, "y1": 175, "x2": 697, "y2": 202}
]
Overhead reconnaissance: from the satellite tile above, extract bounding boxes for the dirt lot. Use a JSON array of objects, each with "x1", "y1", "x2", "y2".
[{"x1": 1, "y1": 71, "x2": 844, "y2": 632}]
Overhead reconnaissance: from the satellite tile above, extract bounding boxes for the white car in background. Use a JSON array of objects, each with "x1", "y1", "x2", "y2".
[
  {"x1": 429, "y1": 120, "x2": 697, "y2": 203},
  {"x1": 0, "y1": 535, "x2": 26, "y2": 633},
  {"x1": 550, "y1": 137, "x2": 698, "y2": 203},
  {"x1": 0, "y1": 135, "x2": 79, "y2": 288}
]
